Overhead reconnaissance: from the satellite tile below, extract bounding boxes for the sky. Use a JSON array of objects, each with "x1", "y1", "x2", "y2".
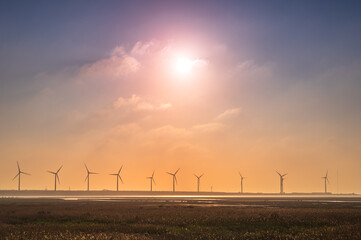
[{"x1": 1, "y1": 0, "x2": 361, "y2": 193}]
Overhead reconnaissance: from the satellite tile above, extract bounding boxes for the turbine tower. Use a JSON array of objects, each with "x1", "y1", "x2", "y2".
[
  {"x1": 166, "y1": 168, "x2": 180, "y2": 192},
  {"x1": 322, "y1": 171, "x2": 330, "y2": 193},
  {"x1": 239, "y1": 172, "x2": 246, "y2": 193},
  {"x1": 194, "y1": 174, "x2": 203, "y2": 192},
  {"x1": 47, "y1": 165, "x2": 62, "y2": 191},
  {"x1": 12, "y1": 161, "x2": 30, "y2": 191},
  {"x1": 276, "y1": 171, "x2": 287, "y2": 194},
  {"x1": 84, "y1": 164, "x2": 98, "y2": 191},
  {"x1": 147, "y1": 170, "x2": 156, "y2": 192},
  {"x1": 109, "y1": 166, "x2": 123, "y2": 192}
]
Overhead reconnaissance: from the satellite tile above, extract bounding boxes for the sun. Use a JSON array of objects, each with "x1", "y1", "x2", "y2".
[{"x1": 175, "y1": 57, "x2": 194, "y2": 75}]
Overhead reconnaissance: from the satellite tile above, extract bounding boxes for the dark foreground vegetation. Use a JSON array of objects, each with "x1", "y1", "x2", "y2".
[{"x1": 0, "y1": 197, "x2": 360, "y2": 239}]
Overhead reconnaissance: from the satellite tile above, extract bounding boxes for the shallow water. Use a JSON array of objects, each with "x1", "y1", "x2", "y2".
[{"x1": 2, "y1": 193, "x2": 361, "y2": 204}]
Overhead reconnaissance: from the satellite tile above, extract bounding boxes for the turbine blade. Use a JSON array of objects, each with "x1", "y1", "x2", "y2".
[
  {"x1": 152, "y1": 170, "x2": 155, "y2": 178},
  {"x1": 200, "y1": 174, "x2": 204, "y2": 178},
  {"x1": 174, "y1": 176, "x2": 178, "y2": 184},
  {"x1": 166, "y1": 172, "x2": 173, "y2": 175},
  {"x1": 12, "y1": 173, "x2": 19, "y2": 181},
  {"x1": 109, "y1": 173, "x2": 117, "y2": 176},
  {"x1": 47, "y1": 171, "x2": 55, "y2": 174},
  {"x1": 57, "y1": 174, "x2": 60, "y2": 184},
  {"x1": 283, "y1": 173, "x2": 288, "y2": 177},
  {"x1": 84, "y1": 164, "x2": 89, "y2": 173},
  {"x1": 326, "y1": 171, "x2": 328, "y2": 178},
  {"x1": 194, "y1": 174, "x2": 198, "y2": 178},
  {"x1": 239, "y1": 171, "x2": 242, "y2": 177},
  {"x1": 276, "y1": 171, "x2": 281, "y2": 176},
  {"x1": 17, "y1": 161, "x2": 20, "y2": 171},
  {"x1": 84, "y1": 175, "x2": 88, "y2": 183},
  {"x1": 119, "y1": 175, "x2": 123, "y2": 183},
  {"x1": 153, "y1": 178, "x2": 156, "y2": 185},
  {"x1": 118, "y1": 165, "x2": 123, "y2": 174},
  {"x1": 175, "y1": 168, "x2": 180, "y2": 175},
  {"x1": 22, "y1": 172, "x2": 31, "y2": 176},
  {"x1": 57, "y1": 165, "x2": 63, "y2": 173}
]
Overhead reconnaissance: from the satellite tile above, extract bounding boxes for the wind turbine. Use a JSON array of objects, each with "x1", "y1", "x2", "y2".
[
  {"x1": 166, "y1": 168, "x2": 180, "y2": 192},
  {"x1": 109, "y1": 166, "x2": 123, "y2": 191},
  {"x1": 47, "y1": 165, "x2": 62, "y2": 191},
  {"x1": 12, "y1": 161, "x2": 30, "y2": 191},
  {"x1": 239, "y1": 172, "x2": 246, "y2": 193},
  {"x1": 146, "y1": 170, "x2": 156, "y2": 192},
  {"x1": 322, "y1": 171, "x2": 330, "y2": 193},
  {"x1": 84, "y1": 164, "x2": 98, "y2": 191},
  {"x1": 276, "y1": 171, "x2": 287, "y2": 194},
  {"x1": 194, "y1": 174, "x2": 203, "y2": 192}
]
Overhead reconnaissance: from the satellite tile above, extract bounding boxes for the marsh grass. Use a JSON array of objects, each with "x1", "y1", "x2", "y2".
[{"x1": 0, "y1": 199, "x2": 360, "y2": 239}]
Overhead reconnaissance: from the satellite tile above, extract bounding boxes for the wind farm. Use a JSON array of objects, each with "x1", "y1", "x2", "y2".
[
  {"x1": 5, "y1": 162, "x2": 347, "y2": 195},
  {"x1": 3, "y1": 163, "x2": 360, "y2": 239}
]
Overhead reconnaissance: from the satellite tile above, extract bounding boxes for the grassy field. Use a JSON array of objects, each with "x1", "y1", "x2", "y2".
[{"x1": 0, "y1": 198, "x2": 360, "y2": 239}]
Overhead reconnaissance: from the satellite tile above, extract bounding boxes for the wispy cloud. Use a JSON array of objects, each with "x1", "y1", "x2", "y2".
[
  {"x1": 113, "y1": 94, "x2": 172, "y2": 112},
  {"x1": 192, "y1": 122, "x2": 224, "y2": 133},
  {"x1": 77, "y1": 54, "x2": 140, "y2": 81},
  {"x1": 216, "y1": 108, "x2": 241, "y2": 121},
  {"x1": 130, "y1": 41, "x2": 156, "y2": 56}
]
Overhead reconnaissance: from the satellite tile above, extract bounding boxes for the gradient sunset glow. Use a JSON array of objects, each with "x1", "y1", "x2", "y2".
[{"x1": 0, "y1": 1, "x2": 361, "y2": 194}]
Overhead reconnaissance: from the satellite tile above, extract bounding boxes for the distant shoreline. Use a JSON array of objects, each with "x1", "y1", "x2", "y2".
[{"x1": 0, "y1": 190, "x2": 359, "y2": 197}]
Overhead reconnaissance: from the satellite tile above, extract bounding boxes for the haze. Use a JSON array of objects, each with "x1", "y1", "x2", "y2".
[{"x1": 1, "y1": 1, "x2": 361, "y2": 193}]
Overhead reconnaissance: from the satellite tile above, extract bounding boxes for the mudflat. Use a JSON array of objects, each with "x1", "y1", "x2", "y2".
[{"x1": 0, "y1": 197, "x2": 360, "y2": 239}]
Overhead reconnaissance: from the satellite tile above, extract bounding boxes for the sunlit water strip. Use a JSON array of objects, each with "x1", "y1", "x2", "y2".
[{"x1": 1, "y1": 194, "x2": 361, "y2": 203}]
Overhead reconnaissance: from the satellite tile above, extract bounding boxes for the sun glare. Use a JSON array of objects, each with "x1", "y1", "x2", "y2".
[{"x1": 175, "y1": 57, "x2": 194, "y2": 75}]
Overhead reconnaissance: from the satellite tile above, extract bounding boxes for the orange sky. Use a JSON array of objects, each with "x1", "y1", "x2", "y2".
[{"x1": 1, "y1": 39, "x2": 360, "y2": 193}]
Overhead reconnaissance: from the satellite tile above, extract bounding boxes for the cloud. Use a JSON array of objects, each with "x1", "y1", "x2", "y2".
[
  {"x1": 130, "y1": 41, "x2": 155, "y2": 56},
  {"x1": 77, "y1": 54, "x2": 140, "y2": 81},
  {"x1": 237, "y1": 60, "x2": 255, "y2": 71},
  {"x1": 111, "y1": 46, "x2": 126, "y2": 56},
  {"x1": 110, "y1": 123, "x2": 141, "y2": 139},
  {"x1": 69, "y1": 42, "x2": 153, "y2": 83},
  {"x1": 192, "y1": 123, "x2": 224, "y2": 133},
  {"x1": 113, "y1": 94, "x2": 141, "y2": 108},
  {"x1": 216, "y1": 108, "x2": 241, "y2": 121},
  {"x1": 35, "y1": 39, "x2": 211, "y2": 88},
  {"x1": 158, "y1": 103, "x2": 172, "y2": 110},
  {"x1": 78, "y1": 40, "x2": 158, "y2": 82},
  {"x1": 192, "y1": 59, "x2": 208, "y2": 68},
  {"x1": 146, "y1": 125, "x2": 191, "y2": 140},
  {"x1": 113, "y1": 94, "x2": 172, "y2": 112}
]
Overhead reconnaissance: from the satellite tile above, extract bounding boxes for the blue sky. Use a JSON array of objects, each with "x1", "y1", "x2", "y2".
[{"x1": 2, "y1": 1, "x2": 360, "y2": 78}]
